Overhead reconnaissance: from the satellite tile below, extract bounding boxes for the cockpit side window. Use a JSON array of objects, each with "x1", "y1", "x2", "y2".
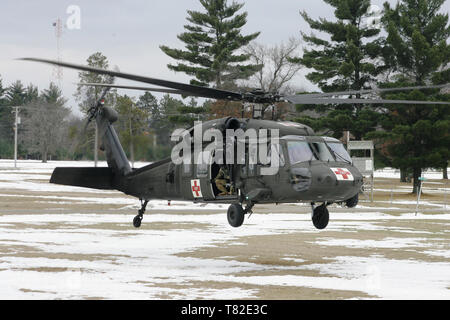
[
  {"x1": 267, "y1": 143, "x2": 285, "y2": 167},
  {"x1": 287, "y1": 141, "x2": 317, "y2": 164}
]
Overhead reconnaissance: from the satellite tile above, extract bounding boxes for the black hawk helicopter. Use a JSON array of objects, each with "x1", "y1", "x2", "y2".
[{"x1": 21, "y1": 58, "x2": 450, "y2": 230}]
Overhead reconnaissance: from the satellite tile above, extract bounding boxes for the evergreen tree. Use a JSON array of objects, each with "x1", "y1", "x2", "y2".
[
  {"x1": 114, "y1": 95, "x2": 151, "y2": 166},
  {"x1": 137, "y1": 92, "x2": 159, "y2": 121},
  {"x1": 0, "y1": 76, "x2": 11, "y2": 157},
  {"x1": 367, "y1": 0, "x2": 450, "y2": 193},
  {"x1": 74, "y1": 52, "x2": 116, "y2": 165},
  {"x1": 0, "y1": 76, "x2": 6, "y2": 106},
  {"x1": 160, "y1": 0, "x2": 261, "y2": 89},
  {"x1": 5, "y1": 81, "x2": 26, "y2": 105},
  {"x1": 136, "y1": 92, "x2": 160, "y2": 152},
  {"x1": 1, "y1": 81, "x2": 26, "y2": 144},
  {"x1": 74, "y1": 52, "x2": 116, "y2": 114},
  {"x1": 169, "y1": 97, "x2": 208, "y2": 127},
  {"x1": 156, "y1": 95, "x2": 186, "y2": 147},
  {"x1": 0, "y1": 76, "x2": 6, "y2": 125},
  {"x1": 24, "y1": 84, "x2": 39, "y2": 104},
  {"x1": 41, "y1": 82, "x2": 66, "y2": 106},
  {"x1": 0, "y1": 80, "x2": 39, "y2": 157},
  {"x1": 293, "y1": 0, "x2": 386, "y2": 140}
]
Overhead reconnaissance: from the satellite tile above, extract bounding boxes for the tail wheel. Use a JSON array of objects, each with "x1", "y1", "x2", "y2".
[
  {"x1": 133, "y1": 215, "x2": 142, "y2": 228},
  {"x1": 312, "y1": 204, "x2": 329, "y2": 230},
  {"x1": 227, "y1": 203, "x2": 245, "y2": 228}
]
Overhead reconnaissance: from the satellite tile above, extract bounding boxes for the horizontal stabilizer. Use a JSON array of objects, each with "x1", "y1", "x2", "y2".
[{"x1": 50, "y1": 167, "x2": 114, "y2": 190}]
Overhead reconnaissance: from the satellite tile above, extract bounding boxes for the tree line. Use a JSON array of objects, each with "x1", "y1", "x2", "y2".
[{"x1": 0, "y1": 0, "x2": 448, "y2": 194}]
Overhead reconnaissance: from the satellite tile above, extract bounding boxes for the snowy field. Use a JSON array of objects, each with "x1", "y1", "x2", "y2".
[{"x1": 0, "y1": 159, "x2": 449, "y2": 300}]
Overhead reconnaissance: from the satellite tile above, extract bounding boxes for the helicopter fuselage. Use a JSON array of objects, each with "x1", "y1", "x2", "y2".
[{"x1": 118, "y1": 118, "x2": 363, "y2": 206}]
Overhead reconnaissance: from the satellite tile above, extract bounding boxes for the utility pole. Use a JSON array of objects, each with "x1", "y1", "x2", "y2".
[
  {"x1": 94, "y1": 123, "x2": 98, "y2": 167},
  {"x1": 11, "y1": 106, "x2": 20, "y2": 168}
]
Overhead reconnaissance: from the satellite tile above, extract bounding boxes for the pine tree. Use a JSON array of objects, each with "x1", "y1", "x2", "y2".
[
  {"x1": 137, "y1": 92, "x2": 159, "y2": 121},
  {"x1": 367, "y1": 0, "x2": 450, "y2": 193},
  {"x1": 160, "y1": 0, "x2": 261, "y2": 89},
  {"x1": 42, "y1": 82, "x2": 67, "y2": 106},
  {"x1": 155, "y1": 95, "x2": 187, "y2": 147},
  {"x1": 114, "y1": 95, "x2": 151, "y2": 166},
  {"x1": 0, "y1": 76, "x2": 7, "y2": 128},
  {"x1": 0, "y1": 76, "x2": 6, "y2": 105},
  {"x1": 74, "y1": 52, "x2": 116, "y2": 165},
  {"x1": 169, "y1": 98, "x2": 208, "y2": 128},
  {"x1": 1, "y1": 81, "x2": 27, "y2": 143},
  {"x1": 0, "y1": 76, "x2": 11, "y2": 157},
  {"x1": 6, "y1": 81, "x2": 27, "y2": 106},
  {"x1": 74, "y1": 52, "x2": 116, "y2": 114},
  {"x1": 0, "y1": 80, "x2": 39, "y2": 157},
  {"x1": 293, "y1": 0, "x2": 386, "y2": 140}
]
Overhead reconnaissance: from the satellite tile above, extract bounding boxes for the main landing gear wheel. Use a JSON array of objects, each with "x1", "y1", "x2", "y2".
[
  {"x1": 311, "y1": 203, "x2": 329, "y2": 230},
  {"x1": 345, "y1": 193, "x2": 359, "y2": 208},
  {"x1": 133, "y1": 200, "x2": 149, "y2": 228},
  {"x1": 227, "y1": 203, "x2": 245, "y2": 228}
]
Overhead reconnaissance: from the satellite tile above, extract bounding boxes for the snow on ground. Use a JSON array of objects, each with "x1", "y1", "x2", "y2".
[
  {"x1": 0, "y1": 211, "x2": 449, "y2": 299},
  {"x1": 0, "y1": 160, "x2": 449, "y2": 299},
  {"x1": 375, "y1": 167, "x2": 449, "y2": 180}
]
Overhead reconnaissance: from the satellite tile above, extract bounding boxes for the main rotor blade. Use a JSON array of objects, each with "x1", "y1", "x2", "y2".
[
  {"x1": 285, "y1": 95, "x2": 450, "y2": 105},
  {"x1": 20, "y1": 57, "x2": 243, "y2": 101},
  {"x1": 300, "y1": 84, "x2": 450, "y2": 98},
  {"x1": 20, "y1": 57, "x2": 450, "y2": 106},
  {"x1": 76, "y1": 83, "x2": 197, "y2": 96}
]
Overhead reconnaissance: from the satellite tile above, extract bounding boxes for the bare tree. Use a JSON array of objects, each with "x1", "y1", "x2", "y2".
[
  {"x1": 22, "y1": 84, "x2": 70, "y2": 162},
  {"x1": 244, "y1": 38, "x2": 303, "y2": 94}
]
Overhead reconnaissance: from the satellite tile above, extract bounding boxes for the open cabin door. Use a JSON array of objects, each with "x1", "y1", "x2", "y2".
[
  {"x1": 194, "y1": 150, "x2": 238, "y2": 201},
  {"x1": 192, "y1": 150, "x2": 215, "y2": 201}
]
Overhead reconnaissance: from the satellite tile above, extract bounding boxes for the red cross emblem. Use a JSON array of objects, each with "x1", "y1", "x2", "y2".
[
  {"x1": 190, "y1": 179, "x2": 203, "y2": 198},
  {"x1": 331, "y1": 168, "x2": 354, "y2": 181}
]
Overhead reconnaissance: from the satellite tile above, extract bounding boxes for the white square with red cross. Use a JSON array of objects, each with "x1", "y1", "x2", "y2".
[
  {"x1": 190, "y1": 179, "x2": 203, "y2": 198},
  {"x1": 330, "y1": 168, "x2": 354, "y2": 181}
]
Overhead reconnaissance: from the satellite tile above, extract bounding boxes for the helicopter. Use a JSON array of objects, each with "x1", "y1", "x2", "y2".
[{"x1": 21, "y1": 57, "x2": 450, "y2": 230}]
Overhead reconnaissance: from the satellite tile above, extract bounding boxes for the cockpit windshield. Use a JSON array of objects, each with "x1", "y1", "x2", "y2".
[
  {"x1": 287, "y1": 140, "x2": 335, "y2": 164},
  {"x1": 287, "y1": 138, "x2": 350, "y2": 164},
  {"x1": 326, "y1": 142, "x2": 352, "y2": 163},
  {"x1": 309, "y1": 142, "x2": 335, "y2": 162}
]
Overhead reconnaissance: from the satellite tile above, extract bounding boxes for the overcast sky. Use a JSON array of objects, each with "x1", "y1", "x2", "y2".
[{"x1": 0, "y1": 0, "x2": 448, "y2": 115}]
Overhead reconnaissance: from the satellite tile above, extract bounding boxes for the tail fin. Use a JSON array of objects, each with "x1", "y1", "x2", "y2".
[
  {"x1": 50, "y1": 105, "x2": 132, "y2": 191},
  {"x1": 96, "y1": 106, "x2": 132, "y2": 176}
]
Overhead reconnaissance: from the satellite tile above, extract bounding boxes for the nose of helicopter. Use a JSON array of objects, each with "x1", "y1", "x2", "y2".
[
  {"x1": 313, "y1": 164, "x2": 363, "y2": 201},
  {"x1": 290, "y1": 163, "x2": 363, "y2": 202}
]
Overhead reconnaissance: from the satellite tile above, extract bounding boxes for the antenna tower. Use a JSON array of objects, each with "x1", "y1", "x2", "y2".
[{"x1": 52, "y1": 18, "x2": 63, "y2": 86}]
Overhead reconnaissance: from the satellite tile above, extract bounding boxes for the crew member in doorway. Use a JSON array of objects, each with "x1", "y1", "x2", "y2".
[{"x1": 215, "y1": 166, "x2": 231, "y2": 196}]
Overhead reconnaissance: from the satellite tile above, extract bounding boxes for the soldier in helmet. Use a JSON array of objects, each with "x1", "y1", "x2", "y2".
[{"x1": 215, "y1": 166, "x2": 231, "y2": 196}]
